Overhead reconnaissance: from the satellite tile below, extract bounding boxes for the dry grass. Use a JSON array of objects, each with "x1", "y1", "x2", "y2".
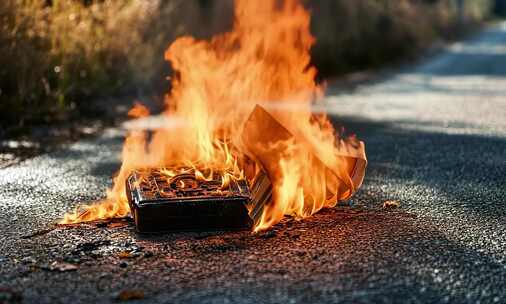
[
  {"x1": 0, "y1": 0, "x2": 232, "y2": 127},
  {"x1": 310, "y1": 0, "x2": 493, "y2": 76},
  {"x1": 0, "y1": 0, "x2": 493, "y2": 128}
]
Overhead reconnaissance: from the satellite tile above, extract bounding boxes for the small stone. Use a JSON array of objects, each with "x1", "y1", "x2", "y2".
[
  {"x1": 116, "y1": 290, "x2": 144, "y2": 301},
  {"x1": 46, "y1": 261, "x2": 78, "y2": 272},
  {"x1": 130, "y1": 252, "x2": 142, "y2": 258},
  {"x1": 108, "y1": 222, "x2": 128, "y2": 229},
  {"x1": 98, "y1": 272, "x2": 110, "y2": 279},
  {"x1": 64, "y1": 257, "x2": 81, "y2": 264},
  {"x1": 259, "y1": 230, "x2": 276, "y2": 239},
  {"x1": 95, "y1": 222, "x2": 108, "y2": 228},
  {"x1": 21, "y1": 257, "x2": 36, "y2": 265},
  {"x1": 294, "y1": 250, "x2": 305, "y2": 257},
  {"x1": 288, "y1": 233, "x2": 300, "y2": 240},
  {"x1": 383, "y1": 200, "x2": 400, "y2": 209},
  {"x1": 119, "y1": 261, "x2": 128, "y2": 268},
  {"x1": 117, "y1": 251, "x2": 133, "y2": 259}
]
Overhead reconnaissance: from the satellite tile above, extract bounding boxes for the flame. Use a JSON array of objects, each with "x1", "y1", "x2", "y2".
[
  {"x1": 128, "y1": 102, "x2": 150, "y2": 118},
  {"x1": 61, "y1": 0, "x2": 366, "y2": 231}
]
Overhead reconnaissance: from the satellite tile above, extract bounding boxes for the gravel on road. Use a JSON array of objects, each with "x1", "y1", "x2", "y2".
[{"x1": 1, "y1": 23, "x2": 506, "y2": 304}]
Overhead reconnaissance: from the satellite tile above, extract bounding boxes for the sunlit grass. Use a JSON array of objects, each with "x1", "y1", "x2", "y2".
[{"x1": 0, "y1": 0, "x2": 493, "y2": 127}]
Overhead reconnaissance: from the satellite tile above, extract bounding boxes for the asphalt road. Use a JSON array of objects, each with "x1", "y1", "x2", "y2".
[{"x1": 1, "y1": 23, "x2": 506, "y2": 304}]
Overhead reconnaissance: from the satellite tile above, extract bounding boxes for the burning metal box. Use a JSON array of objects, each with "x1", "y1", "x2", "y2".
[{"x1": 126, "y1": 168, "x2": 270, "y2": 233}]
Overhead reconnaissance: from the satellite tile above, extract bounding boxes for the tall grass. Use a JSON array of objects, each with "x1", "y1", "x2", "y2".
[
  {"x1": 0, "y1": 0, "x2": 231, "y2": 128},
  {"x1": 0, "y1": 0, "x2": 493, "y2": 129}
]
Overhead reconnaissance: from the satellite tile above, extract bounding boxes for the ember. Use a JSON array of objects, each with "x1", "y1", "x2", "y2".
[
  {"x1": 128, "y1": 167, "x2": 248, "y2": 200},
  {"x1": 61, "y1": 0, "x2": 367, "y2": 232}
]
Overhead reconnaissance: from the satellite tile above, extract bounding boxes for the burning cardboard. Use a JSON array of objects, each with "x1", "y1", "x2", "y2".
[{"x1": 242, "y1": 105, "x2": 366, "y2": 230}]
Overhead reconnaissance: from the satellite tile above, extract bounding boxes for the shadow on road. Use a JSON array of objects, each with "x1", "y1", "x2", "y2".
[{"x1": 333, "y1": 115, "x2": 506, "y2": 219}]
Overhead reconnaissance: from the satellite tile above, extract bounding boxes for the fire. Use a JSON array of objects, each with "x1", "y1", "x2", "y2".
[{"x1": 61, "y1": 0, "x2": 366, "y2": 230}]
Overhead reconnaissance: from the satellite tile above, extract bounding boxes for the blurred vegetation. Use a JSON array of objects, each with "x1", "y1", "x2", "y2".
[
  {"x1": 0, "y1": 0, "x2": 232, "y2": 129},
  {"x1": 310, "y1": 0, "x2": 493, "y2": 76},
  {"x1": 0, "y1": 0, "x2": 494, "y2": 130},
  {"x1": 495, "y1": 0, "x2": 506, "y2": 15}
]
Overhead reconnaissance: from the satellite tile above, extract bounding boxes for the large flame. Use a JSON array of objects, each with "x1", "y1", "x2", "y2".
[{"x1": 61, "y1": 0, "x2": 366, "y2": 231}]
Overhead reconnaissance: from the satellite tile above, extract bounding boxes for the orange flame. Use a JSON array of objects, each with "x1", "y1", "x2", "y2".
[
  {"x1": 127, "y1": 102, "x2": 150, "y2": 118},
  {"x1": 61, "y1": 0, "x2": 366, "y2": 231}
]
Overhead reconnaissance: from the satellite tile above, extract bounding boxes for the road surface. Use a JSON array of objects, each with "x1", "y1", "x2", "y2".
[{"x1": 1, "y1": 23, "x2": 505, "y2": 304}]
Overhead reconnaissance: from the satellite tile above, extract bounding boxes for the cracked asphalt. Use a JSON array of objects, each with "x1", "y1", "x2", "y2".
[{"x1": 1, "y1": 23, "x2": 506, "y2": 304}]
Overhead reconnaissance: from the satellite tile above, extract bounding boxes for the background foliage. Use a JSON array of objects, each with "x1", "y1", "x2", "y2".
[{"x1": 0, "y1": 0, "x2": 494, "y2": 128}]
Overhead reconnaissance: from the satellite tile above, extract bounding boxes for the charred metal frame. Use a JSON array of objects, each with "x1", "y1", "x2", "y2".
[{"x1": 126, "y1": 169, "x2": 270, "y2": 232}]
